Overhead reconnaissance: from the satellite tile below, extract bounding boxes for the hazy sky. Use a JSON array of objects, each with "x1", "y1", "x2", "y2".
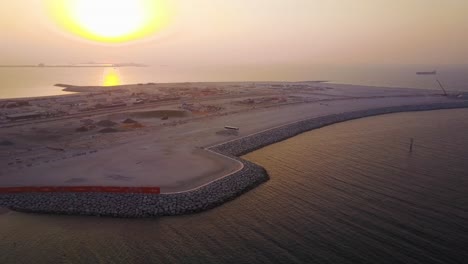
[{"x1": 1, "y1": 0, "x2": 467, "y2": 65}]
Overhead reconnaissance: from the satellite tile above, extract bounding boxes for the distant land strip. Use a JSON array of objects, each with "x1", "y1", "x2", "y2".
[{"x1": 0, "y1": 63, "x2": 147, "y2": 68}]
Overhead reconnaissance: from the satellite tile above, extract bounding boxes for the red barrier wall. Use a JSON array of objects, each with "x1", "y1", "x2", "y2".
[{"x1": 0, "y1": 186, "x2": 160, "y2": 194}]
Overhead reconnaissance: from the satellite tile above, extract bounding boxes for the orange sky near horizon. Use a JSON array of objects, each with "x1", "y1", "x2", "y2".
[{"x1": 1, "y1": 0, "x2": 467, "y2": 66}]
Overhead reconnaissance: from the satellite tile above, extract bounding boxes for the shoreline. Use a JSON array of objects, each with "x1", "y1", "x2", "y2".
[
  {"x1": 0, "y1": 80, "x2": 453, "y2": 101},
  {"x1": 2, "y1": 101, "x2": 468, "y2": 218}
]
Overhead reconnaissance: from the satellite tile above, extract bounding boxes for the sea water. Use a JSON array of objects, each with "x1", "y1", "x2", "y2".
[{"x1": 1, "y1": 64, "x2": 467, "y2": 99}]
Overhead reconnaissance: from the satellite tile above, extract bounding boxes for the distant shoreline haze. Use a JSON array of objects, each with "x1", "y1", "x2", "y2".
[
  {"x1": 0, "y1": 63, "x2": 147, "y2": 68},
  {"x1": 0, "y1": 64, "x2": 467, "y2": 99}
]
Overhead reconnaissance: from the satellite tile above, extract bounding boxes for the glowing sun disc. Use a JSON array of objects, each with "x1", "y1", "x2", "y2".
[{"x1": 46, "y1": 0, "x2": 172, "y2": 43}]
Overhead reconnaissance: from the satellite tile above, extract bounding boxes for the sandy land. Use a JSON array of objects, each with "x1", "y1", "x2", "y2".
[{"x1": 1, "y1": 82, "x2": 467, "y2": 192}]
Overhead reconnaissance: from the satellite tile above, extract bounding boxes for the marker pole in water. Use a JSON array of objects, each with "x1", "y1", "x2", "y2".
[
  {"x1": 409, "y1": 138, "x2": 414, "y2": 153},
  {"x1": 436, "y1": 79, "x2": 448, "y2": 96}
]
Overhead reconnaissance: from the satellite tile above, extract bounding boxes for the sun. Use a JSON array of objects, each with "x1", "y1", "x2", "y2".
[{"x1": 46, "y1": 0, "x2": 172, "y2": 43}]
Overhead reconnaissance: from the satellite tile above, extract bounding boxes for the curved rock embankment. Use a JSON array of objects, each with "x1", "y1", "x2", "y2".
[
  {"x1": 0, "y1": 159, "x2": 267, "y2": 218},
  {"x1": 1, "y1": 101, "x2": 468, "y2": 218},
  {"x1": 211, "y1": 101, "x2": 468, "y2": 156}
]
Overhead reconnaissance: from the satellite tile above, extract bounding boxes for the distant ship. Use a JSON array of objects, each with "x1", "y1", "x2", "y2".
[{"x1": 416, "y1": 70, "x2": 437, "y2": 75}]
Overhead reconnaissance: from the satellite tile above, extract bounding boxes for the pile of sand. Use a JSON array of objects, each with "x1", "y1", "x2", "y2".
[
  {"x1": 122, "y1": 123, "x2": 144, "y2": 129},
  {"x1": 80, "y1": 119, "x2": 95, "y2": 125},
  {"x1": 75, "y1": 125, "x2": 96, "y2": 132},
  {"x1": 122, "y1": 118, "x2": 138, "y2": 124},
  {"x1": 99, "y1": 128, "x2": 119, "y2": 133},
  {"x1": 0, "y1": 139, "x2": 14, "y2": 146},
  {"x1": 121, "y1": 118, "x2": 144, "y2": 129},
  {"x1": 96, "y1": 120, "x2": 118, "y2": 127}
]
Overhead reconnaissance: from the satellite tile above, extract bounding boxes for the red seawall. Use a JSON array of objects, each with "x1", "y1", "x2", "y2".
[{"x1": 0, "y1": 186, "x2": 160, "y2": 194}]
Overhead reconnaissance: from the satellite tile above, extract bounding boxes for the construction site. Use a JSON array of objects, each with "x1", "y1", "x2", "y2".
[{"x1": 1, "y1": 81, "x2": 466, "y2": 196}]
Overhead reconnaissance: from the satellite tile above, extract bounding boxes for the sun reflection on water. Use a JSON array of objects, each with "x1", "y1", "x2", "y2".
[{"x1": 103, "y1": 69, "x2": 121, "y2": 86}]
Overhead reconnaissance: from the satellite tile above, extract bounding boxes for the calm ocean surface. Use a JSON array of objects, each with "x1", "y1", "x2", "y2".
[
  {"x1": 1, "y1": 64, "x2": 468, "y2": 98},
  {"x1": 1, "y1": 109, "x2": 467, "y2": 263}
]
